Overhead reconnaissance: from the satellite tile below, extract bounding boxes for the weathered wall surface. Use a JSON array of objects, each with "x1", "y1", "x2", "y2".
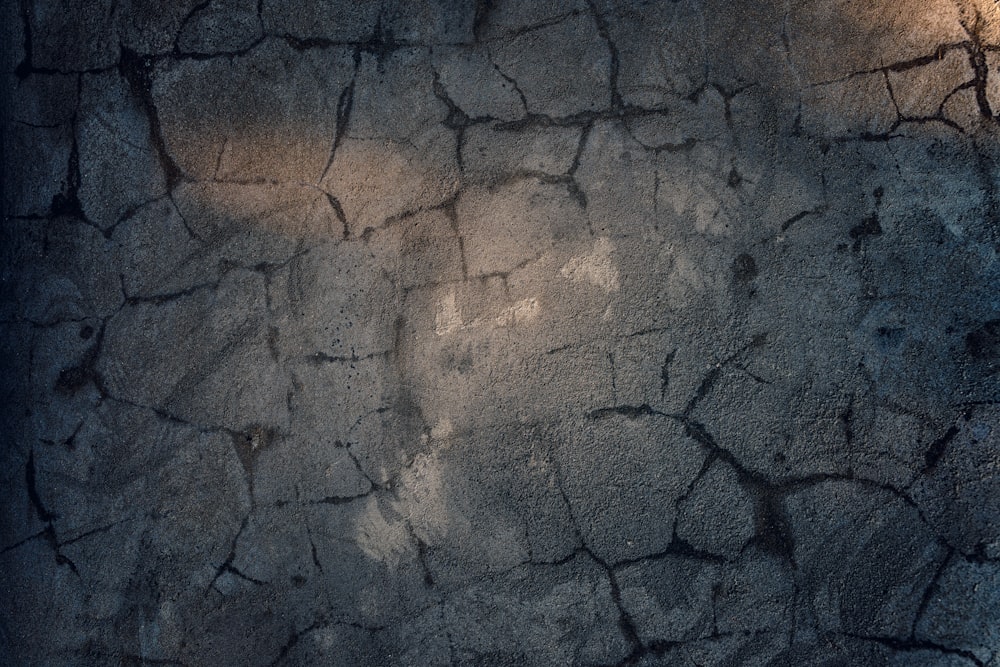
[{"x1": 2, "y1": 0, "x2": 999, "y2": 665}]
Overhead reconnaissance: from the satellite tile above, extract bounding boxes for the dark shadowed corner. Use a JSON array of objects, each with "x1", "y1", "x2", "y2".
[{"x1": 1, "y1": 0, "x2": 999, "y2": 665}]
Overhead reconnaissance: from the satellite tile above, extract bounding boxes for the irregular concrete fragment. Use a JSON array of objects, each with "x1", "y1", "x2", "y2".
[
  {"x1": 153, "y1": 40, "x2": 354, "y2": 182},
  {"x1": 177, "y1": 0, "x2": 262, "y2": 53},
  {"x1": 78, "y1": 70, "x2": 166, "y2": 230},
  {"x1": 432, "y1": 47, "x2": 525, "y2": 121},
  {"x1": 489, "y1": 14, "x2": 611, "y2": 117},
  {"x1": 260, "y1": 0, "x2": 381, "y2": 42},
  {"x1": 617, "y1": 555, "x2": 720, "y2": 644},
  {"x1": 556, "y1": 414, "x2": 705, "y2": 564},
  {"x1": 800, "y1": 73, "x2": 898, "y2": 137},
  {"x1": 787, "y1": 0, "x2": 967, "y2": 84},
  {"x1": 911, "y1": 405, "x2": 1000, "y2": 559},
  {"x1": 2, "y1": 123, "x2": 71, "y2": 217},
  {"x1": 887, "y1": 49, "x2": 973, "y2": 119},
  {"x1": 596, "y1": 0, "x2": 708, "y2": 104},
  {"x1": 457, "y1": 178, "x2": 588, "y2": 276},
  {"x1": 916, "y1": 557, "x2": 1000, "y2": 664},
  {"x1": 278, "y1": 239, "x2": 400, "y2": 360},
  {"x1": 461, "y1": 123, "x2": 580, "y2": 182},
  {"x1": 676, "y1": 460, "x2": 755, "y2": 560},
  {"x1": 441, "y1": 555, "x2": 631, "y2": 665},
  {"x1": 784, "y1": 480, "x2": 948, "y2": 638},
  {"x1": 26, "y1": 0, "x2": 117, "y2": 70}
]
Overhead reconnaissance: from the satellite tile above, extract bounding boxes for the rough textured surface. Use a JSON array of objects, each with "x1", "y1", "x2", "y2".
[{"x1": 2, "y1": 1, "x2": 999, "y2": 665}]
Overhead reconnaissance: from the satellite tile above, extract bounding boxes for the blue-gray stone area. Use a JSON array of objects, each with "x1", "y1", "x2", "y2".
[{"x1": 1, "y1": 0, "x2": 999, "y2": 665}]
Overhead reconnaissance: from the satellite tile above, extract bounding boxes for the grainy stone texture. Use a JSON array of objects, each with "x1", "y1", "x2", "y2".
[{"x1": 2, "y1": 0, "x2": 999, "y2": 665}]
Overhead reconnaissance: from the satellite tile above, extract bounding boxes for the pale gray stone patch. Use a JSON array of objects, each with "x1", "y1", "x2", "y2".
[
  {"x1": 431, "y1": 46, "x2": 525, "y2": 121},
  {"x1": 556, "y1": 414, "x2": 705, "y2": 565},
  {"x1": 676, "y1": 460, "x2": 755, "y2": 560},
  {"x1": 153, "y1": 39, "x2": 355, "y2": 182},
  {"x1": 502, "y1": 246, "x2": 618, "y2": 351},
  {"x1": 784, "y1": 480, "x2": 948, "y2": 639},
  {"x1": 617, "y1": 555, "x2": 720, "y2": 645},
  {"x1": 176, "y1": 0, "x2": 262, "y2": 54},
  {"x1": 78, "y1": 70, "x2": 166, "y2": 231},
  {"x1": 398, "y1": 278, "x2": 616, "y2": 430},
  {"x1": 461, "y1": 123, "x2": 580, "y2": 182},
  {"x1": 916, "y1": 557, "x2": 1000, "y2": 665},
  {"x1": 489, "y1": 13, "x2": 611, "y2": 117}
]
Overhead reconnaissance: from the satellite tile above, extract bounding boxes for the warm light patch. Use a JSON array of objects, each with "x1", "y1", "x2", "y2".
[
  {"x1": 435, "y1": 289, "x2": 541, "y2": 336},
  {"x1": 560, "y1": 237, "x2": 621, "y2": 293}
]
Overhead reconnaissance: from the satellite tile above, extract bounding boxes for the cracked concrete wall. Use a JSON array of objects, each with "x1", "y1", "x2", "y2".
[{"x1": 1, "y1": 0, "x2": 999, "y2": 665}]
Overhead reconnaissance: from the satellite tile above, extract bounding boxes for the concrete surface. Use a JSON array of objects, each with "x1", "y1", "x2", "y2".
[{"x1": 2, "y1": 0, "x2": 999, "y2": 665}]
